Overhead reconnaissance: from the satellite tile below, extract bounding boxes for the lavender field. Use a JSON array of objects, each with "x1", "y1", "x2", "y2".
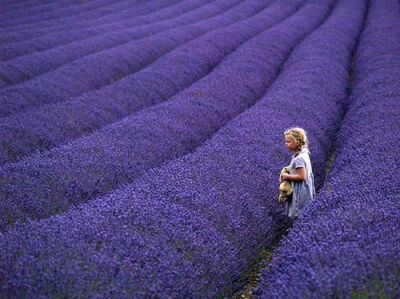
[{"x1": 0, "y1": 0, "x2": 399, "y2": 297}]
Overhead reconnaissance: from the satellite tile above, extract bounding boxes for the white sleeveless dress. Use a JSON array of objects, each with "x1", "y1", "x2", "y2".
[{"x1": 285, "y1": 148, "x2": 316, "y2": 218}]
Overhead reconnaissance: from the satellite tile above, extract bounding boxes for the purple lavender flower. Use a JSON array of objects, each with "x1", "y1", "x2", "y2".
[
  {"x1": 0, "y1": 0, "x2": 370, "y2": 296},
  {"x1": 0, "y1": 0, "x2": 280, "y2": 165},
  {"x1": 1, "y1": 192, "x2": 244, "y2": 297},
  {"x1": 0, "y1": 0, "x2": 326, "y2": 230},
  {"x1": 0, "y1": 0, "x2": 154, "y2": 28},
  {"x1": 257, "y1": 0, "x2": 400, "y2": 297},
  {"x1": 0, "y1": 0, "x2": 240, "y2": 87},
  {"x1": 0, "y1": 0, "x2": 252, "y2": 117},
  {"x1": 0, "y1": 0, "x2": 183, "y2": 43},
  {"x1": 0, "y1": 0, "x2": 207, "y2": 60}
]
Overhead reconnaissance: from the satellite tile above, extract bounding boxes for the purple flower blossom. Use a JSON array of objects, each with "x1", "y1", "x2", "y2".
[
  {"x1": 0, "y1": 0, "x2": 326, "y2": 231},
  {"x1": 0, "y1": 0, "x2": 183, "y2": 43},
  {"x1": 0, "y1": 0, "x2": 207, "y2": 60},
  {"x1": 0, "y1": 0, "x2": 241, "y2": 86},
  {"x1": 1, "y1": 0, "x2": 392, "y2": 297},
  {"x1": 0, "y1": 0, "x2": 157, "y2": 28},
  {"x1": 0, "y1": 0, "x2": 280, "y2": 165},
  {"x1": 0, "y1": 0, "x2": 254, "y2": 117},
  {"x1": 257, "y1": 0, "x2": 400, "y2": 297},
  {"x1": 0, "y1": 0, "x2": 372, "y2": 296}
]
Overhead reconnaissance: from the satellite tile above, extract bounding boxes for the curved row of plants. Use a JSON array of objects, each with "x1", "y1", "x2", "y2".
[
  {"x1": 0, "y1": 0, "x2": 256, "y2": 117},
  {"x1": 0, "y1": 0, "x2": 183, "y2": 42},
  {"x1": 0, "y1": 0, "x2": 143, "y2": 27},
  {"x1": 0, "y1": 0, "x2": 368, "y2": 296},
  {"x1": 0, "y1": 0, "x2": 211, "y2": 61},
  {"x1": 0, "y1": 0, "x2": 241, "y2": 87},
  {"x1": 0, "y1": 0, "x2": 312, "y2": 230},
  {"x1": 0, "y1": 0, "x2": 281, "y2": 165},
  {"x1": 256, "y1": 0, "x2": 400, "y2": 297},
  {"x1": 0, "y1": 0, "x2": 82, "y2": 17},
  {"x1": 0, "y1": 0, "x2": 138, "y2": 26}
]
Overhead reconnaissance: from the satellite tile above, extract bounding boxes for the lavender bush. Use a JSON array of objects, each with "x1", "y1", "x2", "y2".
[
  {"x1": 0, "y1": 0, "x2": 204, "y2": 60},
  {"x1": 0, "y1": 0, "x2": 280, "y2": 165},
  {"x1": 0, "y1": 0, "x2": 325, "y2": 230},
  {"x1": 256, "y1": 0, "x2": 400, "y2": 297},
  {"x1": 0, "y1": 0, "x2": 373, "y2": 296},
  {"x1": 0, "y1": 0, "x2": 239, "y2": 87},
  {"x1": 0, "y1": 191, "x2": 244, "y2": 297},
  {"x1": 0, "y1": 0, "x2": 113, "y2": 19},
  {"x1": 0, "y1": 0, "x2": 261, "y2": 117},
  {"x1": 0, "y1": 0, "x2": 182, "y2": 43},
  {"x1": 0, "y1": 0, "x2": 142, "y2": 27},
  {"x1": 0, "y1": 0, "x2": 76, "y2": 17},
  {"x1": 0, "y1": 0, "x2": 393, "y2": 296}
]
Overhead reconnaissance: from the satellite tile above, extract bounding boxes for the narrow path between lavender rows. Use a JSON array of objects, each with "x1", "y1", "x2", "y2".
[{"x1": 232, "y1": 1, "x2": 368, "y2": 294}]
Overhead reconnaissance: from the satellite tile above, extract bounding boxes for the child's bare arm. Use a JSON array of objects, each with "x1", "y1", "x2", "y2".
[{"x1": 281, "y1": 167, "x2": 306, "y2": 181}]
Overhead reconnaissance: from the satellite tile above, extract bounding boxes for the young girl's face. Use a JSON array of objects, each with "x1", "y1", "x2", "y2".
[{"x1": 285, "y1": 134, "x2": 298, "y2": 151}]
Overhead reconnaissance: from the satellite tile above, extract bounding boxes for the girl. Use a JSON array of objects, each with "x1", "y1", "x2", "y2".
[{"x1": 281, "y1": 127, "x2": 316, "y2": 220}]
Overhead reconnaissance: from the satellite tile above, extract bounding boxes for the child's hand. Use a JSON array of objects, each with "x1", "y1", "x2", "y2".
[{"x1": 281, "y1": 174, "x2": 290, "y2": 181}]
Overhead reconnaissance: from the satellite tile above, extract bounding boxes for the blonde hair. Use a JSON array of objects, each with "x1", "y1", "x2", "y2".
[{"x1": 284, "y1": 127, "x2": 310, "y2": 154}]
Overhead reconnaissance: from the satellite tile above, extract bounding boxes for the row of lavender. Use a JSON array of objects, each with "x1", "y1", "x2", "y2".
[
  {"x1": 0, "y1": 0, "x2": 281, "y2": 166},
  {"x1": 0, "y1": 0, "x2": 198, "y2": 60},
  {"x1": 0, "y1": 0, "x2": 246, "y2": 116},
  {"x1": 0, "y1": 0, "x2": 214, "y2": 70},
  {"x1": 0, "y1": 0, "x2": 147, "y2": 27},
  {"x1": 257, "y1": 0, "x2": 400, "y2": 297},
  {"x1": 0, "y1": 0, "x2": 370, "y2": 296},
  {"x1": 0, "y1": 0, "x2": 182, "y2": 41},
  {"x1": 0, "y1": 0, "x2": 77, "y2": 17},
  {"x1": 0, "y1": 0, "x2": 307, "y2": 230},
  {"x1": 0, "y1": 0, "x2": 105, "y2": 18}
]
